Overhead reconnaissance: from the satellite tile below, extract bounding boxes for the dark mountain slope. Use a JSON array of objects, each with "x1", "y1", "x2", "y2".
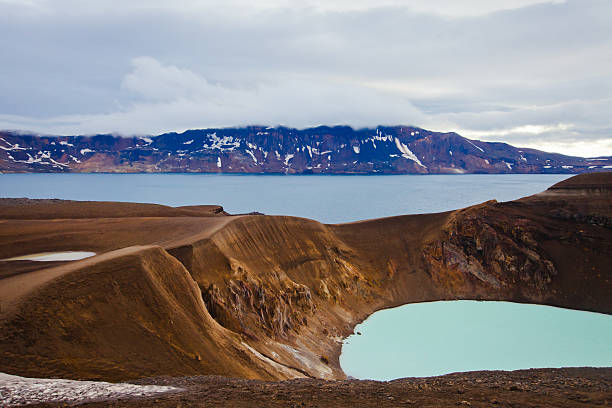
[{"x1": 1, "y1": 125, "x2": 610, "y2": 173}]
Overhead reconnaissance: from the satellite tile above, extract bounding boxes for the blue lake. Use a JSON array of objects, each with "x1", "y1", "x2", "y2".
[
  {"x1": 2, "y1": 173, "x2": 610, "y2": 378},
  {"x1": 0, "y1": 173, "x2": 569, "y2": 223},
  {"x1": 340, "y1": 301, "x2": 612, "y2": 380}
]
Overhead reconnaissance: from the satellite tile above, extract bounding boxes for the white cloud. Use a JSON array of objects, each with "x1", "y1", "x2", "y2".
[
  {"x1": 0, "y1": 57, "x2": 427, "y2": 135},
  {"x1": 459, "y1": 123, "x2": 574, "y2": 138},
  {"x1": 515, "y1": 138, "x2": 612, "y2": 158},
  {"x1": 121, "y1": 56, "x2": 218, "y2": 101},
  {"x1": 0, "y1": 0, "x2": 567, "y2": 17}
]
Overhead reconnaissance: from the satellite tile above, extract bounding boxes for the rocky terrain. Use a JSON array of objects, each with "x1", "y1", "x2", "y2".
[
  {"x1": 7, "y1": 368, "x2": 611, "y2": 407},
  {"x1": 1, "y1": 126, "x2": 611, "y2": 174},
  {"x1": 0, "y1": 172, "x2": 610, "y2": 406}
]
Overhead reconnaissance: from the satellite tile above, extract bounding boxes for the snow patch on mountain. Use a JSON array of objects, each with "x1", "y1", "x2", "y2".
[
  {"x1": 246, "y1": 150, "x2": 258, "y2": 163},
  {"x1": 394, "y1": 138, "x2": 425, "y2": 167},
  {"x1": 284, "y1": 154, "x2": 294, "y2": 166},
  {"x1": 466, "y1": 139, "x2": 485, "y2": 153}
]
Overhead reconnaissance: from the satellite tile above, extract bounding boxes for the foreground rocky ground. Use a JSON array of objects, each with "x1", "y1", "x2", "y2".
[{"x1": 19, "y1": 368, "x2": 612, "y2": 407}]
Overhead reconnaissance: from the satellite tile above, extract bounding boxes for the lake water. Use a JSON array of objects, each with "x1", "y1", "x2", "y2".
[
  {"x1": 3, "y1": 173, "x2": 609, "y2": 378},
  {"x1": 340, "y1": 301, "x2": 612, "y2": 380},
  {"x1": 0, "y1": 173, "x2": 569, "y2": 223}
]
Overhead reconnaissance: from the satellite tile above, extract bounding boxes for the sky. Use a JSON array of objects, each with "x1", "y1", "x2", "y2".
[{"x1": 0, "y1": 0, "x2": 611, "y2": 156}]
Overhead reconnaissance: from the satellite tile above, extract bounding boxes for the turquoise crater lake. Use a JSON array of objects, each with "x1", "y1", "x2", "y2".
[{"x1": 340, "y1": 301, "x2": 612, "y2": 380}]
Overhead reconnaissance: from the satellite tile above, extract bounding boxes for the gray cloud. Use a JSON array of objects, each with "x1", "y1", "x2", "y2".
[{"x1": 0, "y1": 0, "x2": 610, "y2": 156}]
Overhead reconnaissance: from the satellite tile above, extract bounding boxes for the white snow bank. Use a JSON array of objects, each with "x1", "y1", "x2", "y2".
[
  {"x1": 0, "y1": 372, "x2": 179, "y2": 407},
  {"x1": 466, "y1": 139, "x2": 484, "y2": 153},
  {"x1": 284, "y1": 154, "x2": 294, "y2": 166},
  {"x1": 394, "y1": 138, "x2": 425, "y2": 167},
  {"x1": 2, "y1": 251, "x2": 96, "y2": 262}
]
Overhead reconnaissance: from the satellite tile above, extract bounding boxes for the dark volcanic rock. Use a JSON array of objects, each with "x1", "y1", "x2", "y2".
[{"x1": 1, "y1": 126, "x2": 610, "y2": 173}]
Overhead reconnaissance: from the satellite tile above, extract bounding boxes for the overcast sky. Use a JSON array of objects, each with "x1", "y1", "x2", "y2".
[{"x1": 0, "y1": 0, "x2": 611, "y2": 156}]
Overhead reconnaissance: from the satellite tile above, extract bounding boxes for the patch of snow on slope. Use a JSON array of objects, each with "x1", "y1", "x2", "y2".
[
  {"x1": 183, "y1": 139, "x2": 193, "y2": 145},
  {"x1": 139, "y1": 137, "x2": 153, "y2": 144},
  {"x1": 12, "y1": 151, "x2": 68, "y2": 168},
  {"x1": 0, "y1": 372, "x2": 178, "y2": 407},
  {"x1": 217, "y1": 157, "x2": 221, "y2": 168},
  {"x1": 278, "y1": 344, "x2": 333, "y2": 378},
  {"x1": 373, "y1": 129, "x2": 392, "y2": 142},
  {"x1": 203, "y1": 133, "x2": 240, "y2": 151},
  {"x1": 0, "y1": 138, "x2": 27, "y2": 151},
  {"x1": 42, "y1": 151, "x2": 68, "y2": 167},
  {"x1": 284, "y1": 154, "x2": 294, "y2": 166},
  {"x1": 394, "y1": 138, "x2": 425, "y2": 167},
  {"x1": 466, "y1": 139, "x2": 484, "y2": 153},
  {"x1": 241, "y1": 343, "x2": 304, "y2": 378},
  {"x1": 80, "y1": 148, "x2": 94, "y2": 155},
  {"x1": 353, "y1": 145, "x2": 360, "y2": 154},
  {"x1": 246, "y1": 150, "x2": 258, "y2": 163}
]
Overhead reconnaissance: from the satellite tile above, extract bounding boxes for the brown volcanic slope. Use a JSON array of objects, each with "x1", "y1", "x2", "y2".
[{"x1": 0, "y1": 173, "x2": 611, "y2": 384}]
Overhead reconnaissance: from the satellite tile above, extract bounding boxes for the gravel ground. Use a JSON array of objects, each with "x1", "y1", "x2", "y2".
[{"x1": 10, "y1": 367, "x2": 611, "y2": 407}]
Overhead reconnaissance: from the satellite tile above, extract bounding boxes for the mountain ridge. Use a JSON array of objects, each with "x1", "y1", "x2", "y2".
[{"x1": 1, "y1": 125, "x2": 611, "y2": 174}]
